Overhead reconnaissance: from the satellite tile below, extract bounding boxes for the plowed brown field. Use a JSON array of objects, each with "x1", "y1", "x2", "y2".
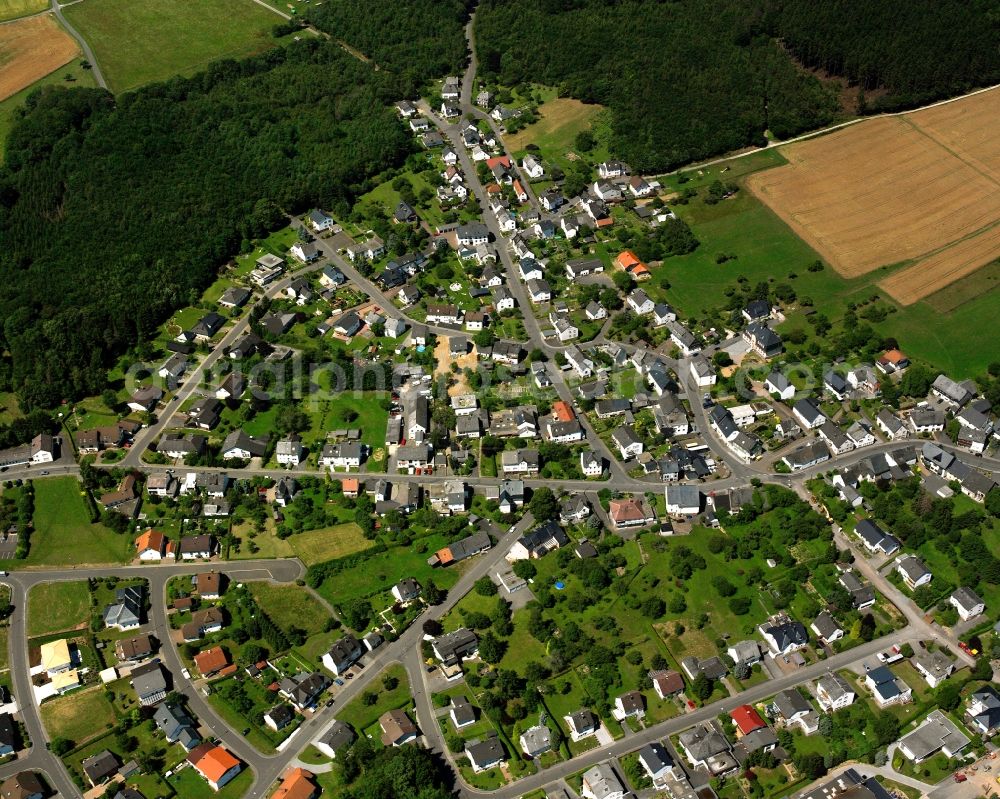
[
  {"x1": 0, "y1": 15, "x2": 79, "y2": 101},
  {"x1": 747, "y1": 89, "x2": 1000, "y2": 303}
]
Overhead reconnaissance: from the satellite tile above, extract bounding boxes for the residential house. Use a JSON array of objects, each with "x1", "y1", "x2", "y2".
[
  {"x1": 950, "y1": 587, "x2": 985, "y2": 621},
  {"x1": 130, "y1": 661, "x2": 168, "y2": 707},
  {"x1": 765, "y1": 372, "x2": 795, "y2": 400},
  {"x1": 912, "y1": 650, "x2": 955, "y2": 689},
  {"x1": 466, "y1": 738, "x2": 506, "y2": 773},
  {"x1": 810, "y1": 611, "x2": 844, "y2": 644},
  {"x1": 608, "y1": 497, "x2": 656, "y2": 529},
  {"x1": 519, "y1": 725, "x2": 553, "y2": 758},
  {"x1": 742, "y1": 323, "x2": 782, "y2": 359},
  {"x1": 896, "y1": 555, "x2": 932, "y2": 589},
  {"x1": 379, "y1": 710, "x2": 417, "y2": 746},
  {"x1": 967, "y1": 685, "x2": 1000, "y2": 736},
  {"x1": 613, "y1": 691, "x2": 645, "y2": 721},
  {"x1": 814, "y1": 673, "x2": 856, "y2": 712},
  {"x1": 898, "y1": 710, "x2": 970, "y2": 763},
  {"x1": 582, "y1": 765, "x2": 625, "y2": 799},
  {"x1": 314, "y1": 721, "x2": 355, "y2": 759},
  {"x1": 864, "y1": 665, "x2": 911, "y2": 707},
  {"x1": 761, "y1": 619, "x2": 808, "y2": 655},
  {"x1": 154, "y1": 703, "x2": 201, "y2": 751},
  {"x1": 187, "y1": 743, "x2": 241, "y2": 791},
  {"x1": 321, "y1": 635, "x2": 364, "y2": 677}
]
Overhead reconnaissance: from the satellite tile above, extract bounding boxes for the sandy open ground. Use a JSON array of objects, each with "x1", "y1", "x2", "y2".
[
  {"x1": 747, "y1": 88, "x2": 1000, "y2": 303},
  {"x1": 0, "y1": 15, "x2": 79, "y2": 101}
]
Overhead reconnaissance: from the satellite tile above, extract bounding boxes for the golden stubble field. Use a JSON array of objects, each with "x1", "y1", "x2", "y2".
[
  {"x1": 0, "y1": 14, "x2": 79, "y2": 101},
  {"x1": 747, "y1": 88, "x2": 1000, "y2": 305}
]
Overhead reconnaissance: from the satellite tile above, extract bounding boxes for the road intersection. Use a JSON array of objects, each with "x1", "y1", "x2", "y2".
[{"x1": 0, "y1": 12, "x2": 996, "y2": 799}]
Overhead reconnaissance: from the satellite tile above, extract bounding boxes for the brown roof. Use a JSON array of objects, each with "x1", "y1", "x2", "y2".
[
  {"x1": 379, "y1": 709, "x2": 417, "y2": 745},
  {"x1": 1, "y1": 771, "x2": 46, "y2": 799},
  {"x1": 173, "y1": 596, "x2": 193, "y2": 610},
  {"x1": 650, "y1": 669, "x2": 684, "y2": 695},
  {"x1": 609, "y1": 498, "x2": 649, "y2": 524},
  {"x1": 196, "y1": 572, "x2": 222, "y2": 596},
  {"x1": 193, "y1": 646, "x2": 229, "y2": 676},
  {"x1": 114, "y1": 634, "x2": 153, "y2": 661}
]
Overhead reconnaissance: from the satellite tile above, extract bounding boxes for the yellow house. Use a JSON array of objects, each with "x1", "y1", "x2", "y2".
[
  {"x1": 40, "y1": 639, "x2": 73, "y2": 672},
  {"x1": 51, "y1": 669, "x2": 80, "y2": 694}
]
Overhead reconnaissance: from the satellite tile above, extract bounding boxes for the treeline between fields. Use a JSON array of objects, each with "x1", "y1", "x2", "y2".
[
  {"x1": 0, "y1": 0, "x2": 475, "y2": 411},
  {"x1": 474, "y1": 0, "x2": 1000, "y2": 172}
]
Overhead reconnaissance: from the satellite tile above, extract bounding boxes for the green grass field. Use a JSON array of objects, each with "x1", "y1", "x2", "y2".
[
  {"x1": 335, "y1": 663, "x2": 410, "y2": 732},
  {"x1": 288, "y1": 522, "x2": 373, "y2": 566},
  {"x1": 62, "y1": 0, "x2": 290, "y2": 92},
  {"x1": 27, "y1": 580, "x2": 91, "y2": 636},
  {"x1": 313, "y1": 534, "x2": 461, "y2": 606},
  {"x1": 40, "y1": 687, "x2": 115, "y2": 745},
  {"x1": 656, "y1": 149, "x2": 1000, "y2": 378},
  {"x1": 247, "y1": 581, "x2": 331, "y2": 637},
  {"x1": 29, "y1": 477, "x2": 130, "y2": 566},
  {"x1": 0, "y1": 0, "x2": 47, "y2": 22},
  {"x1": 0, "y1": 59, "x2": 96, "y2": 160}
]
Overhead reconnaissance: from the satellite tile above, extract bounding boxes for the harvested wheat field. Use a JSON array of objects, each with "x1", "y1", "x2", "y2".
[
  {"x1": 747, "y1": 89, "x2": 1000, "y2": 295},
  {"x1": 879, "y1": 224, "x2": 1000, "y2": 305},
  {"x1": 0, "y1": 15, "x2": 79, "y2": 101}
]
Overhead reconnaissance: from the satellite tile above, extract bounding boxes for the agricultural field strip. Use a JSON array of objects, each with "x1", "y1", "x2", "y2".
[
  {"x1": 880, "y1": 222, "x2": 1000, "y2": 304},
  {"x1": 748, "y1": 88, "x2": 1000, "y2": 284},
  {"x1": 0, "y1": 14, "x2": 79, "y2": 101}
]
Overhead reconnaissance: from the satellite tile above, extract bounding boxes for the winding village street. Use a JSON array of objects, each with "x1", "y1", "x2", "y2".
[{"x1": 0, "y1": 11, "x2": 998, "y2": 799}]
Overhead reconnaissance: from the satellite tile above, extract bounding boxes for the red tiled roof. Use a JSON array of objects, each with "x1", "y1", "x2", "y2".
[{"x1": 730, "y1": 704, "x2": 766, "y2": 735}]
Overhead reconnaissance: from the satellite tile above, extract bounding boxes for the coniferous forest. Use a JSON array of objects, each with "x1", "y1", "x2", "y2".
[{"x1": 474, "y1": 0, "x2": 1000, "y2": 171}]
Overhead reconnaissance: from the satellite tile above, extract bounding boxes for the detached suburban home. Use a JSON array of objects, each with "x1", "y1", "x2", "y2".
[
  {"x1": 950, "y1": 586, "x2": 985, "y2": 621},
  {"x1": 898, "y1": 710, "x2": 970, "y2": 763},
  {"x1": 896, "y1": 555, "x2": 932, "y2": 589}
]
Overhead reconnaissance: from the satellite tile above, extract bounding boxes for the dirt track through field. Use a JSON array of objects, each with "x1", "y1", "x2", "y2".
[
  {"x1": 747, "y1": 88, "x2": 1000, "y2": 302},
  {"x1": 0, "y1": 14, "x2": 80, "y2": 101}
]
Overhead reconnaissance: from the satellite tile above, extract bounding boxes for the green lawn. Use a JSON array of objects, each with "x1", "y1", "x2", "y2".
[
  {"x1": 28, "y1": 477, "x2": 130, "y2": 566},
  {"x1": 62, "y1": 0, "x2": 291, "y2": 92},
  {"x1": 313, "y1": 534, "x2": 461, "y2": 606},
  {"x1": 0, "y1": 0, "x2": 48, "y2": 22},
  {"x1": 39, "y1": 687, "x2": 116, "y2": 746},
  {"x1": 167, "y1": 762, "x2": 253, "y2": 799},
  {"x1": 288, "y1": 522, "x2": 373, "y2": 566},
  {"x1": 247, "y1": 581, "x2": 331, "y2": 637},
  {"x1": 335, "y1": 663, "x2": 410, "y2": 732},
  {"x1": 27, "y1": 580, "x2": 91, "y2": 636}
]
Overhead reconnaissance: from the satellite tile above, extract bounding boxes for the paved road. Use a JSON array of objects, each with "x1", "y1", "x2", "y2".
[
  {"x1": 119, "y1": 258, "x2": 331, "y2": 470},
  {"x1": 470, "y1": 631, "x2": 919, "y2": 799},
  {"x1": 0, "y1": 559, "x2": 300, "y2": 798},
  {"x1": 50, "y1": 0, "x2": 107, "y2": 89}
]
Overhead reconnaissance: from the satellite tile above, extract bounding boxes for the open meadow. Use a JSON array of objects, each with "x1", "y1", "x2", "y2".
[
  {"x1": 658, "y1": 145, "x2": 999, "y2": 378},
  {"x1": 747, "y1": 88, "x2": 1000, "y2": 303},
  {"x1": 28, "y1": 477, "x2": 129, "y2": 566},
  {"x1": 62, "y1": 0, "x2": 290, "y2": 92},
  {"x1": 0, "y1": 14, "x2": 79, "y2": 101},
  {"x1": 0, "y1": 0, "x2": 47, "y2": 22}
]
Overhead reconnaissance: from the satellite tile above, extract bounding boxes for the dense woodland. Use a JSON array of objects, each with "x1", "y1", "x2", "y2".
[
  {"x1": 0, "y1": 43, "x2": 417, "y2": 409},
  {"x1": 764, "y1": 0, "x2": 1000, "y2": 110},
  {"x1": 307, "y1": 0, "x2": 473, "y2": 86},
  {"x1": 475, "y1": 0, "x2": 1000, "y2": 171}
]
